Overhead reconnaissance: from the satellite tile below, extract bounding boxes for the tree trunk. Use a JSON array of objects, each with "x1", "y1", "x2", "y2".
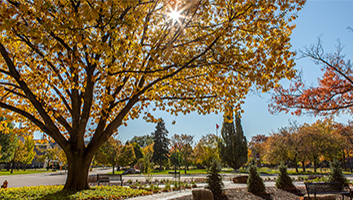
[
  {"x1": 343, "y1": 152, "x2": 347, "y2": 170},
  {"x1": 63, "y1": 154, "x2": 91, "y2": 191},
  {"x1": 301, "y1": 161, "x2": 305, "y2": 172},
  {"x1": 112, "y1": 162, "x2": 115, "y2": 175},
  {"x1": 10, "y1": 161, "x2": 14, "y2": 173},
  {"x1": 159, "y1": 160, "x2": 162, "y2": 172}
]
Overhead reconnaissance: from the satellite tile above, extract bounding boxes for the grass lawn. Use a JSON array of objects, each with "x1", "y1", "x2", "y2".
[
  {"x1": 106, "y1": 166, "x2": 353, "y2": 176},
  {"x1": 0, "y1": 169, "x2": 53, "y2": 176},
  {"x1": 108, "y1": 168, "x2": 212, "y2": 175},
  {"x1": 0, "y1": 185, "x2": 151, "y2": 200}
]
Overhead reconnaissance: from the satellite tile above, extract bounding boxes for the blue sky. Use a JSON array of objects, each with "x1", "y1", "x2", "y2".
[{"x1": 117, "y1": 0, "x2": 353, "y2": 144}]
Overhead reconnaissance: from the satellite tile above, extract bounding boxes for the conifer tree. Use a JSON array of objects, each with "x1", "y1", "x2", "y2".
[
  {"x1": 247, "y1": 162, "x2": 266, "y2": 194},
  {"x1": 152, "y1": 119, "x2": 169, "y2": 171},
  {"x1": 205, "y1": 159, "x2": 224, "y2": 199},
  {"x1": 218, "y1": 106, "x2": 248, "y2": 170},
  {"x1": 276, "y1": 163, "x2": 295, "y2": 190},
  {"x1": 328, "y1": 159, "x2": 348, "y2": 187}
]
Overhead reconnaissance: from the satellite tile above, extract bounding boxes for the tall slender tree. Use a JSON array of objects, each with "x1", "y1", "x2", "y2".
[
  {"x1": 152, "y1": 119, "x2": 169, "y2": 171},
  {"x1": 218, "y1": 106, "x2": 248, "y2": 170}
]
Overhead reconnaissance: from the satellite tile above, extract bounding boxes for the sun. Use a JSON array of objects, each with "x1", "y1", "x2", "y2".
[
  {"x1": 166, "y1": 3, "x2": 184, "y2": 24},
  {"x1": 167, "y1": 9, "x2": 183, "y2": 22}
]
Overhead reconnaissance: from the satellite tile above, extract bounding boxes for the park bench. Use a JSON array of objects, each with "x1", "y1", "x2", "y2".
[
  {"x1": 168, "y1": 171, "x2": 180, "y2": 174},
  {"x1": 305, "y1": 182, "x2": 352, "y2": 199},
  {"x1": 97, "y1": 174, "x2": 123, "y2": 186}
]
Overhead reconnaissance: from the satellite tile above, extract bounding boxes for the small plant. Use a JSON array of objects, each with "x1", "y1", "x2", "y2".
[
  {"x1": 191, "y1": 181, "x2": 197, "y2": 188},
  {"x1": 205, "y1": 159, "x2": 224, "y2": 199},
  {"x1": 152, "y1": 184, "x2": 160, "y2": 193},
  {"x1": 247, "y1": 162, "x2": 266, "y2": 194},
  {"x1": 163, "y1": 182, "x2": 171, "y2": 192},
  {"x1": 127, "y1": 179, "x2": 133, "y2": 184},
  {"x1": 173, "y1": 181, "x2": 180, "y2": 190},
  {"x1": 185, "y1": 182, "x2": 191, "y2": 189},
  {"x1": 275, "y1": 163, "x2": 295, "y2": 190},
  {"x1": 155, "y1": 178, "x2": 159, "y2": 183},
  {"x1": 136, "y1": 179, "x2": 139, "y2": 183},
  {"x1": 328, "y1": 159, "x2": 349, "y2": 187}
]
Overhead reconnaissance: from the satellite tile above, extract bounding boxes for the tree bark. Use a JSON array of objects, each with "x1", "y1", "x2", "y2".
[
  {"x1": 63, "y1": 154, "x2": 91, "y2": 191},
  {"x1": 301, "y1": 161, "x2": 306, "y2": 172}
]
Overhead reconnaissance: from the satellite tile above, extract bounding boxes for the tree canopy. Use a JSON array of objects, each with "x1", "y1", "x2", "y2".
[
  {"x1": 270, "y1": 37, "x2": 353, "y2": 116},
  {"x1": 0, "y1": 0, "x2": 305, "y2": 190}
]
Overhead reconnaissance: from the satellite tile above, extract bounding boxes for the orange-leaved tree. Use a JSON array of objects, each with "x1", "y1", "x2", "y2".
[
  {"x1": 270, "y1": 37, "x2": 353, "y2": 116},
  {"x1": 0, "y1": 0, "x2": 305, "y2": 190}
]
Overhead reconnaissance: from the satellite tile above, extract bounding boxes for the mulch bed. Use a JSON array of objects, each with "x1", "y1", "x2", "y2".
[{"x1": 170, "y1": 187, "x2": 307, "y2": 200}]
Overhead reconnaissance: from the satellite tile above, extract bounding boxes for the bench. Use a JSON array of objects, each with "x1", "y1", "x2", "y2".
[
  {"x1": 97, "y1": 174, "x2": 123, "y2": 186},
  {"x1": 305, "y1": 182, "x2": 352, "y2": 199},
  {"x1": 168, "y1": 171, "x2": 180, "y2": 174}
]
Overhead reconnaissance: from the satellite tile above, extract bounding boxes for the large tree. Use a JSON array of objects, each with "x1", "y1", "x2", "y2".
[
  {"x1": 270, "y1": 37, "x2": 353, "y2": 116},
  {"x1": 95, "y1": 137, "x2": 121, "y2": 174},
  {"x1": 0, "y1": 0, "x2": 305, "y2": 190},
  {"x1": 129, "y1": 135, "x2": 154, "y2": 148},
  {"x1": 248, "y1": 134, "x2": 268, "y2": 166},
  {"x1": 218, "y1": 108, "x2": 248, "y2": 170},
  {"x1": 152, "y1": 119, "x2": 169, "y2": 171},
  {"x1": 194, "y1": 133, "x2": 220, "y2": 168},
  {"x1": 170, "y1": 133, "x2": 194, "y2": 174}
]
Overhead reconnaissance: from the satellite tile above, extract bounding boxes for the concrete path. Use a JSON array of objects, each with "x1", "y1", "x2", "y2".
[{"x1": 0, "y1": 168, "x2": 112, "y2": 188}]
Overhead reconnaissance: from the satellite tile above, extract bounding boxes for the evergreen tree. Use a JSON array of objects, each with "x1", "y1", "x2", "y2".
[
  {"x1": 152, "y1": 119, "x2": 170, "y2": 171},
  {"x1": 275, "y1": 163, "x2": 295, "y2": 190},
  {"x1": 205, "y1": 159, "x2": 224, "y2": 199},
  {"x1": 218, "y1": 106, "x2": 248, "y2": 170},
  {"x1": 247, "y1": 162, "x2": 266, "y2": 194},
  {"x1": 328, "y1": 159, "x2": 348, "y2": 187}
]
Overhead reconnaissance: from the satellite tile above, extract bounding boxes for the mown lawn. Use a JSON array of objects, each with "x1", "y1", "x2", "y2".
[
  {"x1": 108, "y1": 168, "x2": 211, "y2": 175},
  {"x1": 0, "y1": 169, "x2": 53, "y2": 176},
  {"x1": 107, "y1": 166, "x2": 353, "y2": 176},
  {"x1": 0, "y1": 185, "x2": 151, "y2": 200}
]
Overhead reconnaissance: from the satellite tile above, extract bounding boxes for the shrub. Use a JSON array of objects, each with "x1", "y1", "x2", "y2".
[
  {"x1": 247, "y1": 163, "x2": 266, "y2": 194},
  {"x1": 275, "y1": 163, "x2": 295, "y2": 190},
  {"x1": 127, "y1": 179, "x2": 133, "y2": 184},
  {"x1": 205, "y1": 159, "x2": 224, "y2": 199},
  {"x1": 328, "y1": 159, "x2": 349, "y2": 187}
]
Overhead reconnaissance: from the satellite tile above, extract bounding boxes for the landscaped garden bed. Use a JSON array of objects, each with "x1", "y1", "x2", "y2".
[{"x1": 0, "y1": 185, "x2": 152, "y2": 199}]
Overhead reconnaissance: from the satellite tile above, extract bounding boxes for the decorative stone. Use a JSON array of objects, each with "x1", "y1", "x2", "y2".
[
  {"x1": 192, "y1": 188, "x2": 214, "y2": 200},
  {"x1": 232, "y1": 175, "x2": 248, "y2": 183},
  {"x1": 303, "y1": 194, "x2": 336, "y2": 200}
]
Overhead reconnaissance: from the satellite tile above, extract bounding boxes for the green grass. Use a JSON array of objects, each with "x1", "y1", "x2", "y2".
[
  {"x1": 0, "y1": 169, "x2": 53, "y2": 176},
  {"x1": 0, "y1": 185, "x2": 151, "y2": 200}
]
